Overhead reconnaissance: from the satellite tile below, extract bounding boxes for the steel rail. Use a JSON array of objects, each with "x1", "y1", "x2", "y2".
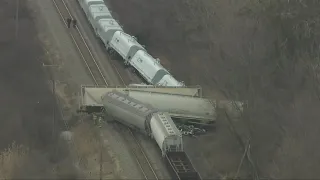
[
  {"x1": 52, "y1": 0, "x2": 158, "y2": 179},
  {"x1": 52, "y1": 0, "x2": 108, "y2": 86},
  {"x1": 61, "y1": 0, "x2": 125, "y2": 85},
  {"x1": 128, "y1": 129, "x2": 159, "y2": 180}
]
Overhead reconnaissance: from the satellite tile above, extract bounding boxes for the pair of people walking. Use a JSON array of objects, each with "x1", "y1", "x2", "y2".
[{"x1": 66, "y1": 18, "x2": 77, "y2": 28}]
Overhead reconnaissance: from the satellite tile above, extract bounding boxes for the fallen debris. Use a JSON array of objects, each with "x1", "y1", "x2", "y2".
[{"x1": 176, "y1": 124, "x2": 206, "y2": 136}]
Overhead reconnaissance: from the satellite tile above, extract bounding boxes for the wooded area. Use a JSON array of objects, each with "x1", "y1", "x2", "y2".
[{"x1": 126, "y1": 0, "x2": 320, "y2": 178}]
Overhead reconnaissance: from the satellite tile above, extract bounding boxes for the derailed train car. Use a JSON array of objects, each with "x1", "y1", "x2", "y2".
[
  {"x1": 77, "y1": 0, "x2": 184, "y2": 86},
  {"x1": 122, "y1": 90, "x2": 217, "y2": 126},
  {"x1": 102, "y1": 90, "x2": 183, "y2": 156},
  {"x1": 76, "y1": 1, "x2": 201, "y2": 178},
  {"x1": 130, "y1": 50, "x2": 184, "y2": 86},
  {"x1": 101, "y1": 90, "x2": 201, "y2": 180}
]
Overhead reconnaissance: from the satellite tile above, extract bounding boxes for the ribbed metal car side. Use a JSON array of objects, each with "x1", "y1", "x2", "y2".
[
  {"x1": 149, "y1": 112, "x2": 183, "y2": 156},
  {"x1": 123, "y1": 90, "x2": 217, "y2": 124},
  {"x1": 101, "y1": 90, "x2": 157, "y2": 135}
]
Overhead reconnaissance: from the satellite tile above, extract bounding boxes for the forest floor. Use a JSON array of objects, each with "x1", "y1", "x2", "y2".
[{"x1": 107, "y1": 0, "x2": 320, "y2": 179}]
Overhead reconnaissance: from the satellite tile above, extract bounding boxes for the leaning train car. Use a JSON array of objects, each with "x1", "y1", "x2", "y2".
[
  {"x1": 77, "y1": 0, "x2": 185, "y2": 87},
  {"x1": 123, "y1": 90, "x2": 217, "y2": 126},
  {"x1": 102, "y1": 90, "x2": 183, "y2": 156},
  {"x1": 96, "y1": 19, "x2": 123, "y2": 46},
  {"x1": 129, "y1": 50, "x2": 166, "y2": 85},
  {"x1": 101, "y1": 90, "x2": 156, "y2": 135},
  {"x1": 149, "y1": 111, "x2": 183, "y2": 156},
  {"x1": 157, "y1": 74, "x2": 184, "y2": 86},
  {"x1": 109, "y1": 31, "x2": 145, "y2": 63},
  {"x1": 129, "y1": 50, "x2": 184, "y2": 86},
  {"x1": 102, "y1": 90, "x2": 200, "y2": 179}
]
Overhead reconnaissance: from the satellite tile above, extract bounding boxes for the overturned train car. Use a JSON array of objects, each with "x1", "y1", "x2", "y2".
[
  {"x1": 122, "y1": 90, "x2": 216, "y2": 126},
  {"x1": 102, "y1": 90, "x2": 183, "y2": 156}
]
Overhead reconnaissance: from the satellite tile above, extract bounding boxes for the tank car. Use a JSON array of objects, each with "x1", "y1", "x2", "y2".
[
  {"x1": 123, "y1": 90, "x2": 217, "y2": 124},
  {"x1": 102, "y1": 90, "x2": 157, "y2": 135},
  {"x1": 129, "y1": 50, "x2": 165, "y2": 84},
  {"x1": 78, "y1": 0, "x2": 112, "y2": 35},
  {"x1": 150, "y1": 111, "x2": 183, "y2": 156},
  {"x1": 130, "y1": 50, "x2": 184, "y2": 86},
  {"x1": 128, "y1": 83, "x2": 150, "y2": 87},
  {"x1": 78, "y1": 0, "x2": 105, "y2": 8},
  {"x1": 77, "y1": 0, "x2": 185, "y2": 87},
  {"x1": 109, "y1": 31, "x2": 145, "y2": 63},
  {"x1": 96, "y1": 19, "x2": 122, "y2": 47},
  {"x1": 102, "y1": 90, "x2": 183, "y2": 156},
  {"x1": 157, "y1": 74, "x2": 184, "y2": 87}
]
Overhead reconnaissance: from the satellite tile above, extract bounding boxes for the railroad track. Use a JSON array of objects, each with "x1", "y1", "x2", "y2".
[
  {"x1": 52, "y1": 0, "x2": 107, "y2": 86},
  {"x1": 118, "y1": 124, "x2": 159, "y2": 180},
  {"x1": 52, "y1": 0, "x2": 158, "y2": 179},
  {"x1": 128, "y1": 130, "x2": 159, "y2": 180}
]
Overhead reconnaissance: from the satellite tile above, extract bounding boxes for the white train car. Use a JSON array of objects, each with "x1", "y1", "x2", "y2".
[
  {"x1": 97, "y1": 19, "x2": 122, "y2": 46},
  {"x1": 102, "y1": 90, "x2": 183, "y2": 155},
  {"x1": 129, "y1": 50, "x2": 165, "y2": 84},
  {"x1": 109, "y1": 31, "x2": 145, "y2": 63},
  {"x1": 78, "y1": 0, "x2": 105, "y2": 11},
  {"x1": 128, "y1": 83, "x2": 150, "y2": 87},
  {"x1": 78, "y1": 0, "x2": 123, "y2": 45},
  {"x1": 102, "y1": 90, "x2": 156, "y2": 134},
  {"x1": 78, "y1": 0, "x2": 112, "y2": 33},
  {"x1": 150, "y1": 111, "x2": 183, "y2": 156},
  {"x1": 130, "y1": 50, "x2": 184, "y2": 86},
  {"x1": 77, "y1": 0, "x2": 185, "y2": 87},
  {"x1": 123, "y1": 90, "x2": 217, "y2": 124},
  {"x1": 157, "y1": 74, "x2": 184, "y2": 86}
]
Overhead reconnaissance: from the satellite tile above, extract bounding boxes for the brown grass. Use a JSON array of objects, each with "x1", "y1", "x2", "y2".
[
  {"x1": 0, "y1": 142, "x2": 29, "y2": 179},
  {"x1": 71, "y1": 122, "x2": 118, "y2": 179},
  {"x1": 72, "y1": 122, "x2": 100, "y2": 158}
]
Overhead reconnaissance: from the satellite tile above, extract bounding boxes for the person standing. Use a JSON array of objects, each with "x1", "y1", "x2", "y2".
[
  {"x1": 98, "y1": 117, "x2": 102, "y2": 128},
  {"x1": 72, "y1": 19, "x2": 77, "y2": 28},
  {"x1": 66, "y1": 18, "x2": 71, "y2": 28}
]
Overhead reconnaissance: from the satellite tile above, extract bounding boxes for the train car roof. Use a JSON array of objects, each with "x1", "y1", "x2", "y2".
[
  {"x1": 157, "y1": 74, "x2": 183, "y2": 86},
  {"x1": 125, "y1": 90, "x2": 217, "y2": 122},
  {"x1": 84, "y1": 0, "x2": 104, "y2": 3},
  {"x1": 152, "y1": 112, "x2": 182, "y2": 137},
  {"x1": 83, "y1": 0, "x2": 104, "y2": 5},
  {"x1": 79, "y1": 85, "x2": 202, "y2": 107},
  {"x1": 130, "y1": 50, "x2": 166, "y2": 83},
  {"x1": 102, "y1": 90, "x2": 156, "y2": 116},
  {"x1": 89, "y1": 4, "x2": 111, "y2": 19},
  {"x1": 112, "y1": 31, "x2": 144, "y2": 49},
  {"x1": 98, "y1": 19, "x2": 122, "y2": 31}
]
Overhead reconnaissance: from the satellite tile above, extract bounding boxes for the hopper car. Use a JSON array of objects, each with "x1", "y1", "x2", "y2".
[{"x1": 77, "y1": 0, "x2": 184, "y2": 86}]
